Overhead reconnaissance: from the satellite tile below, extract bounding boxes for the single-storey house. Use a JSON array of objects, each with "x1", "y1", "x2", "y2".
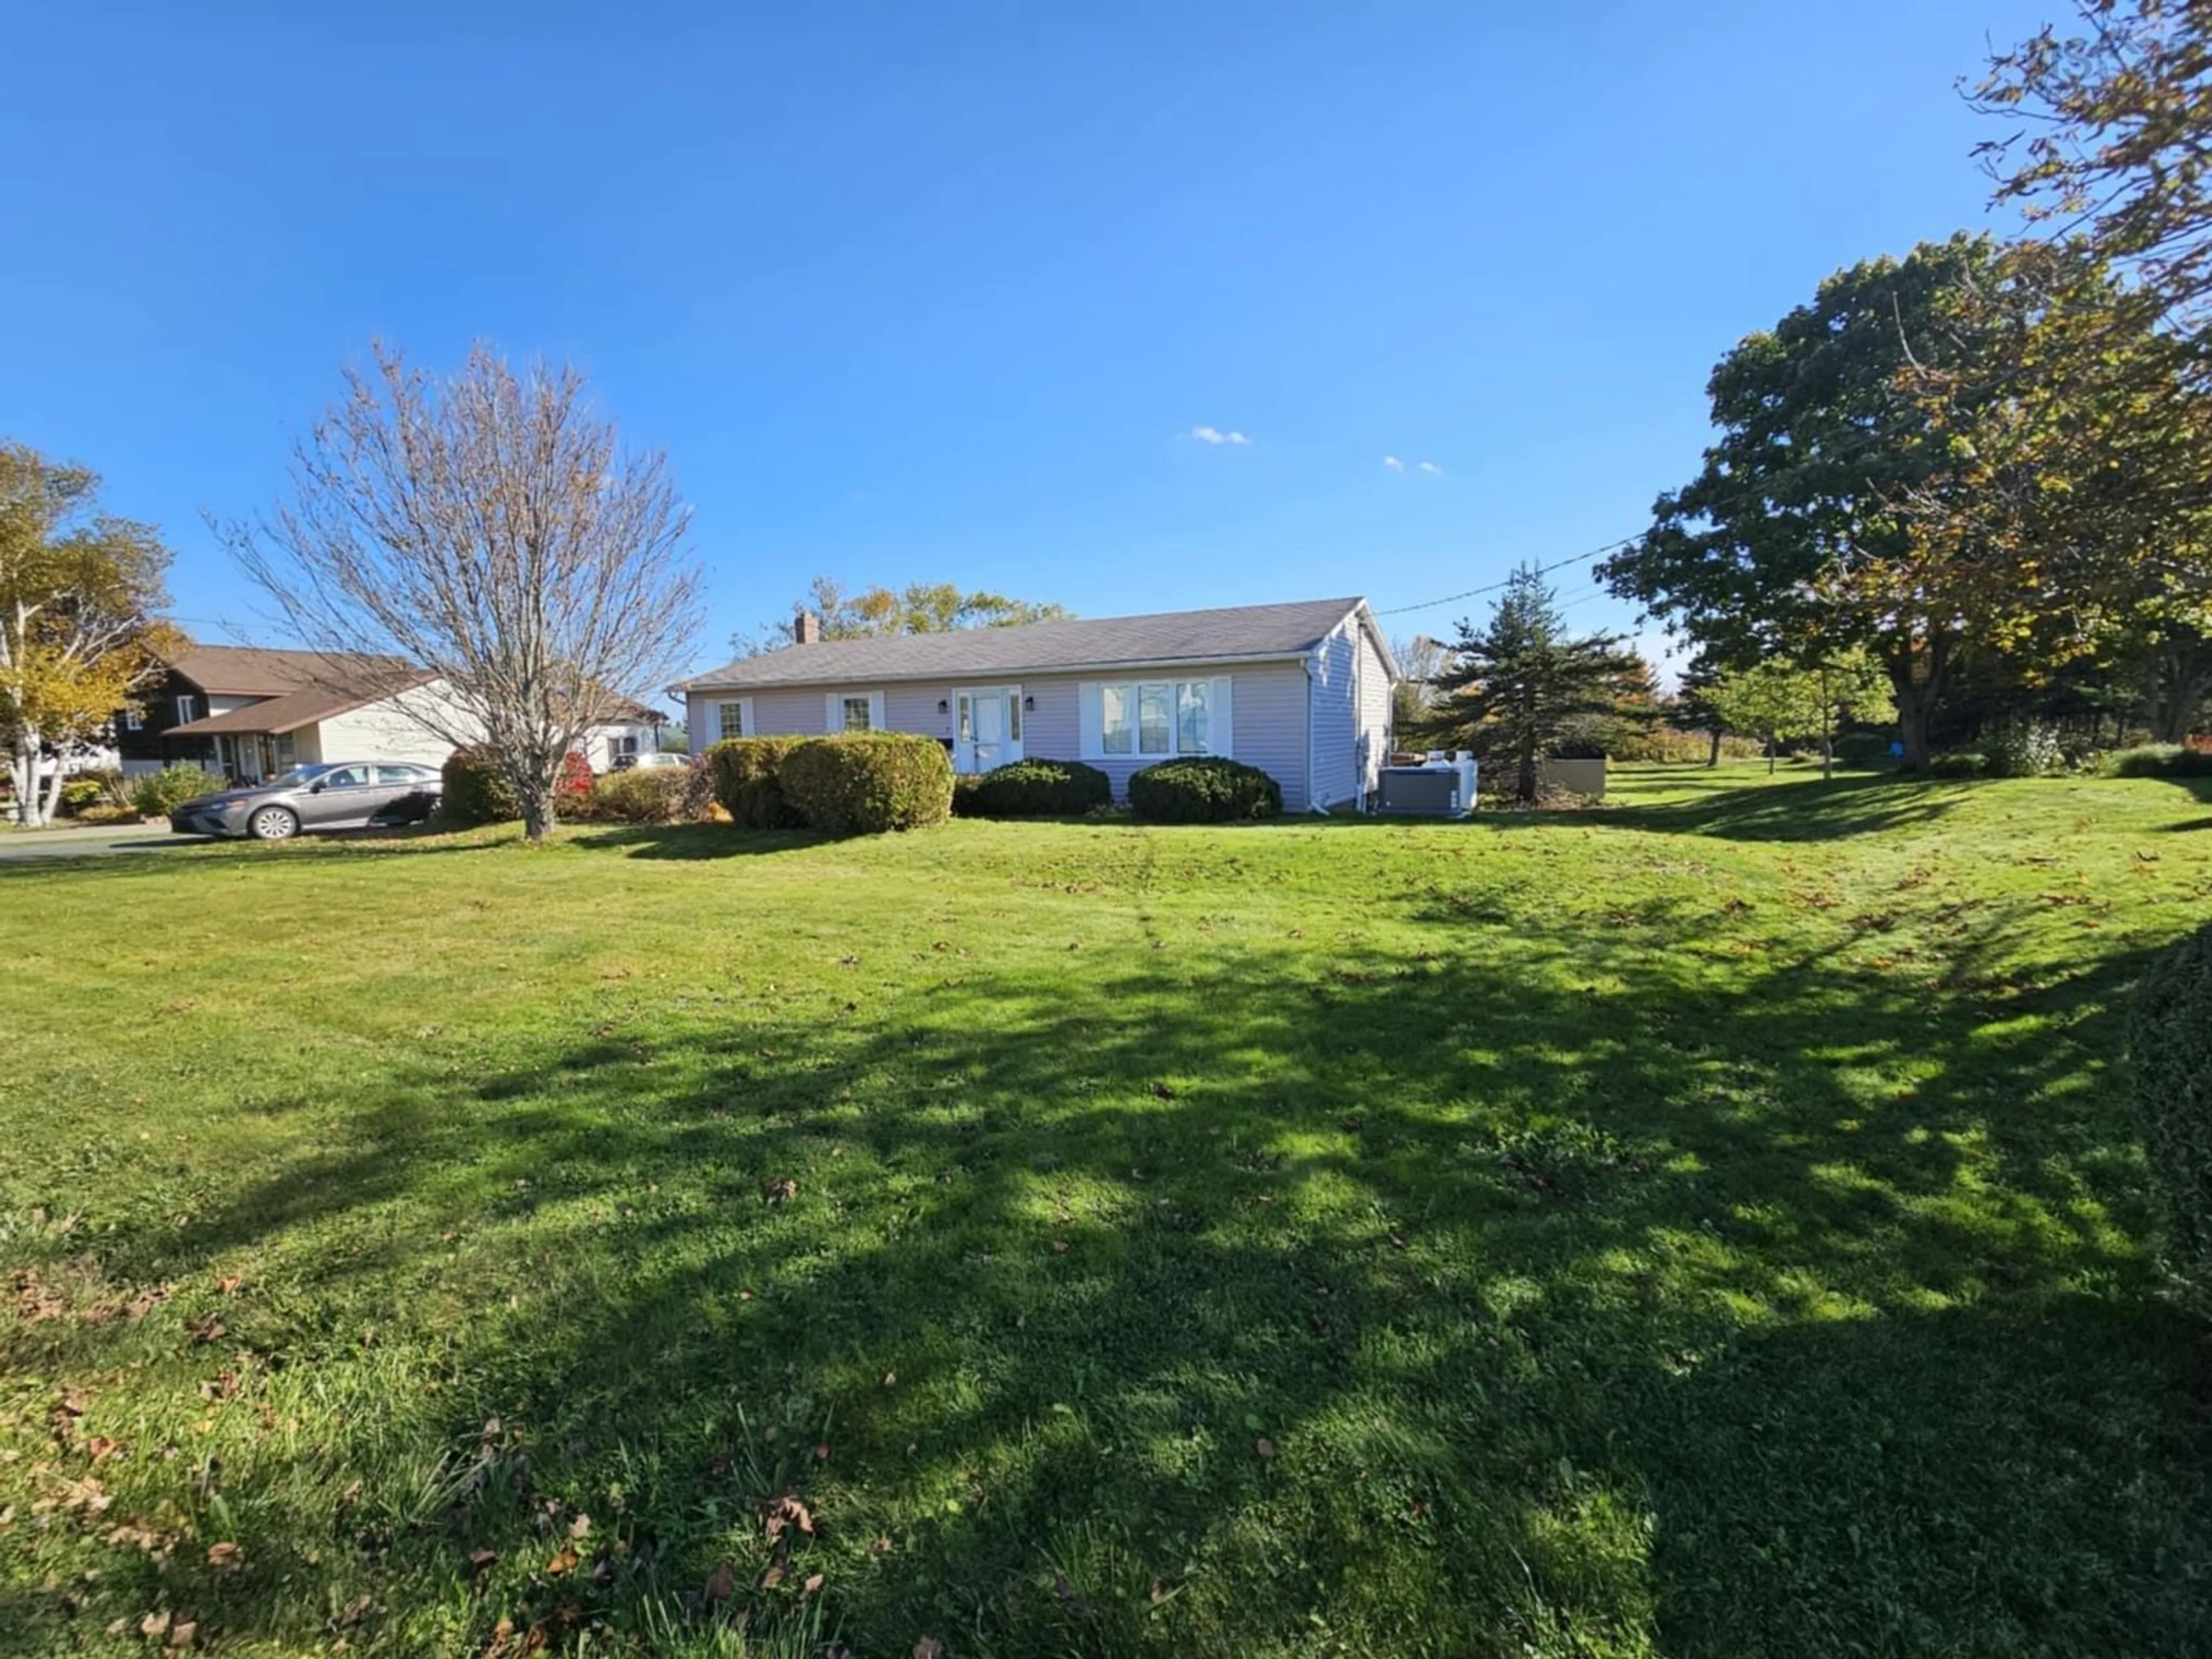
[
  {"x1": 669, "y1": 596, "x2": 1397, "y2": 812},
  {"x1": 123, "y1": 644, "x2": 665, "y2": 785}
]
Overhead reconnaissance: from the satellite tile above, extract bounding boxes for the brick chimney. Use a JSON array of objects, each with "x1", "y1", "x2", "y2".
[{"x1": 793, "y1": 609, "x2": 822, "y2": 645}]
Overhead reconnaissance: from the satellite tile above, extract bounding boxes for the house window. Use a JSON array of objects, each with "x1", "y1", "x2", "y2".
[
  {"x1": 175, "y1": 694, "x2": 200, "y2": 725},
  {"x1": 1091, "y1": 679, "x2": 1229, "y2": 760},
  {"x1": 841, "y1": 696, "x2": 873, "y2": 732},
  {"x1": 123, "y1": 710, "x2": 143, "y2": 732},
  {"x1": 1101, "y1": 685, "x2": 1133, "y2": 755},
  {"x1": 1177, "y1": 681, "x2": 1212, "y2": 754},
  {"x1": 717, "y1": 701, "x2": 746, "y2": 740},
  {"x1": 613, "y1": 733, "x2": 639, "y2": 756}
]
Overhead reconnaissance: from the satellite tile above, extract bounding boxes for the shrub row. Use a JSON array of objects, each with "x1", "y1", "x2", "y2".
[
  {"x1": 440, "y1": 747, "x2": 596, "y2": 827},
  {"x1": 707, "y1": 734, "x2": 953, "y2": 835},
  {"x1": 706, "y1": 742, "x2": 1285, "y2": 830},
  {"x1": 951, "y1": 758, "x2": 1112, "y2": 818}
]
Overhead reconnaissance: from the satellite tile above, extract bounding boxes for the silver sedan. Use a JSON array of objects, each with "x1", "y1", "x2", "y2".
[{"x1": 168, "y1": 763, "x2": 444, "y2": 840}]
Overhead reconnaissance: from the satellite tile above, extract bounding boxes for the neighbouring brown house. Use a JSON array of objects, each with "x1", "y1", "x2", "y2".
[{"x1": 119, "y1": 645, "x2": 444, "y2": 784}]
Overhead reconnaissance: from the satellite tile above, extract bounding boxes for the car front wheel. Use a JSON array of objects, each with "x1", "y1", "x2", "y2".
[{"x1": 248, "y1": 805, "x2": 300, "y2": 842}]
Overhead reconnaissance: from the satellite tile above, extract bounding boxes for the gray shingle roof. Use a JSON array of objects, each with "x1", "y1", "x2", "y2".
[{"x1": 673, "y1": 596, "x2": 1370, "y2": 692}]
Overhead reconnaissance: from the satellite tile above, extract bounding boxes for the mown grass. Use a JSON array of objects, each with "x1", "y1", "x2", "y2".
[{"x1": 2, "y1": 765, "x2": 2210, "y2": 1657}]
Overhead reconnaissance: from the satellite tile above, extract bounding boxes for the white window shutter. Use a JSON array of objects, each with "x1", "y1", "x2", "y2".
[
  {"x1": 1078, "y1": 683, "x2": 1102, "y2": 759},
  {"x1": 869, "y1": 691, "x2": 886, "y2": 730},
  {"x1": 824, "y1": 692, "x2": 841, "y2": 733},
  {"x1": 739, "y1": 698, "x2": 754, "y2": 739},
  {"x1": 1211, "y1": 676, "x2": 1234, "y2": 757}
]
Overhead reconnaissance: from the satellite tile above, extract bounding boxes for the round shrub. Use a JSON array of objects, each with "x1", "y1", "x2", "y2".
[
  {"x1": 707, "y1": 736, "x2": 809, "y2": 829},
  {"x1": 570, "y1": 766, "x2": 694, "y2": 824},
  {"x1": 1128, "y1": 756, "x2": 1282, "y2": 823},
  {"x1": 778, "y1": 733, "x2": 954, "y2": 835},
  {"x1": 128, "y1": 763, "x2": 227, "y2": 819},
  {"x1": 439, "y1": 745, "x2": 521, "y2": 827},
  {"x1": 959, "y1": 757, "x2": 1113, "y2": 818},
  {"x1": 2131, "y1": 921, "x2": 2212, "y2": 1319}
]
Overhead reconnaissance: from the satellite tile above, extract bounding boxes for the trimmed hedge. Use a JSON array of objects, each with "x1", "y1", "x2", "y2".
[
  {"x1": 2131, "y1": 921, "x2": 2212, "y2": 1319},
  {"x1": 1128, "y1": 756, "x2": 1282, "y2": 823},
  {"x1": 569, "y1": 764, "x2": 709, "y2": 825},
  {"x1": 2104, "y1": 744, "x2": 2212, "y2": 779},
  {"x1": 955, "y1": 757, "x2": 1113, "y2": 818},
  {"x1": 707, "y1": 737, "x2": 809, "y2": 828},
  {"x1": 439, "y1": 746, "x2": 521, "y2": 827},
  {"x1": 777, "y1": 733, "x2": 954, "y2": 835}
]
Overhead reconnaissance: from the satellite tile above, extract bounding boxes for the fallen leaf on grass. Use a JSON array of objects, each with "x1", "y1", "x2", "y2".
[
  {"x1": 567, "y1": 1513, "x2": 590, "y2": 1540},
  {"x1": 215, "y1": 1277, "x2": 241, "y2": 1296},
  {"x1": 1254, "y1": 1437, "x2": 1277, "y2": 1460},
  {"x1": 803, "y1": 1573, "x2": 824, "y2": 1594},
  {"x1": 760, "y1": 1177, "x2": 798, "y2": 1204},
  {"x1": 206, "y1": 1541, "x2": 241, "y2": 1569},
  {"x1": 168, "y1": 1621, "x2": 197, "y2": 1648},
  {"x1": 86, "y1": 1435, "x2": 118, "y2": 1463},
  {"x1": 704, "y1": 1561, "x2": 736, "y2": 1603},
  {"x1": 185, "y1": 1315, "x2": 226, "y2": 1345},
  {"x1": 141, "y1": 1611, "x2": 171, "y2": 1638},
  {"x1": 544, "y1": 1547, "x2": 578, "y2": 1576},
  {"x1": 763, "y1": 1495, "x2": 815, "y2": 1537},
  {"x1": 914, "y1": 1642, "x2": 945, "y2": 1659},
  {"x1": 465, "y1": 1548, "x2": 498, "y2": 1581},
  {"x1": 1150, "y1": 1082, "x2": 1176, "y2": 1100},
  {"x1": 338, "y1": 1593, "x2": 373, "y2": 1627}
]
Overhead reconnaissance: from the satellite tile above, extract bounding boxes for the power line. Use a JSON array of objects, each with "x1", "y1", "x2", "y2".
[{"x1": 1372, "y1": 537, "x2": 1637, "y2": 619}]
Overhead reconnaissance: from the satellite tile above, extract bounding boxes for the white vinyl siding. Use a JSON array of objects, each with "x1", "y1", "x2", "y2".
[{"x1": 1080, "y1": 677, "x2": 1233, "y2": 762}]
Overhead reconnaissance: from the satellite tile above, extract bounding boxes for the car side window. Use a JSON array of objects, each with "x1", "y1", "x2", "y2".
[
  {"x1": 321, "y1": 766, "x2": 366, "y2": 788},
  {"x1": 373, "y1": 766, "x2": 422, "y2": 785}
]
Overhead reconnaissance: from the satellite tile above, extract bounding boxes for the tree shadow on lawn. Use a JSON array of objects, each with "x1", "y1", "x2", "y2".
[
  {"x1": 561, "y1": 823, "x2": 823, "y2": 861},
  {"x1": 1599, "y1": 772, "x2": 1975, "y2": 844},
  {"x1": 12, "y1": 896, "x2": 2212, "y2": 1655}
]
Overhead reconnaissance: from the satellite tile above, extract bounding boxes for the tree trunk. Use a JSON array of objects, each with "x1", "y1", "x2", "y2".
[
  {"x1": 519, "y1": 787, "x2": 556, "y2": 842},
  {"x1": 1516, "y1": 740, "x2": 1539, "y2": 805},
  {"x1": 38, "y1": 760, "x2": 66, "y2": 826},
  {"x1": 7, "y1": 733, "x2": 52, "y2": 826},
  {"x1": 1706, "y1": 727, "x2": 1721, "y2": 768},
  {"x1": 2146, "y1": 640, "x2": 2212, "y2": 744},
  {"x1": 1883, "y1": 635, "x2": 1952, "y2": 772},
  {"x1": 1766, "y1": 736, "x2": 1777, "y2": 774}
]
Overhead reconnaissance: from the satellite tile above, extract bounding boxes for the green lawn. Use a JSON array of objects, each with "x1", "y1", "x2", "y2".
[{"x1": 3, "y1": 766, "x2": 2210, "y2": 1658}]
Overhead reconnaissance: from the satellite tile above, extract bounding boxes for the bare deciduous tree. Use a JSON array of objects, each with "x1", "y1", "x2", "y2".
[{"x1": 220, "y1": 344, "x2": 703, "y2": 840}]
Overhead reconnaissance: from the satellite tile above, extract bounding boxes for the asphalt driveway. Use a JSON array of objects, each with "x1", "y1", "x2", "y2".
[{"x1": 0, "y1": 825, "x2": 212, "y2": 862}]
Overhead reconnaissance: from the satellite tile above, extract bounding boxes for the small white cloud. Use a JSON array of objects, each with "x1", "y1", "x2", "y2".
[
  {"x1": 1187, "y1": 426, "x2": 1251, "y2": 445},
  {"x1": 1382, "y1": 455, "x2": 1404, "y2": 471},
  {"x1": 1418, "y1": 460, "x2": 1442, "y2": 475}
]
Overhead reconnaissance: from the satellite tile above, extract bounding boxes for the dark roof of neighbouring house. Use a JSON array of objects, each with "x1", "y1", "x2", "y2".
[
  {"x1": 162, "y1": 643, "x2": 418, "y2": 699},
  {"x1": 168, "y1": 668, "x2": 441, "y2": 737},
  {"x1": 671, "y1": 596, "x2": 1382, "y2": 692}
]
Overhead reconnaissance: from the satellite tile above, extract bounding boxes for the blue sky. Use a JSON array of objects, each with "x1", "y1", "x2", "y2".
[{"x1": 1, "y1": 1, "x2": 2051, "y2": 678}]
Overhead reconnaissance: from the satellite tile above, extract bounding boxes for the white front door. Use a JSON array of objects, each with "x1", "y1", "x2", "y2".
[{"x1": 954, "y1": 686, "x2": 1024, "y2": 774}]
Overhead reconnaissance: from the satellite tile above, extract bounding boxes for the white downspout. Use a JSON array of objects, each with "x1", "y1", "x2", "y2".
[
  {"x1": 1352, "y1": 628, "x2": 1367, "y2": 815},
  {"x1": 1304, "y1": 651, "x2": 1327, "y2": 814}
]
